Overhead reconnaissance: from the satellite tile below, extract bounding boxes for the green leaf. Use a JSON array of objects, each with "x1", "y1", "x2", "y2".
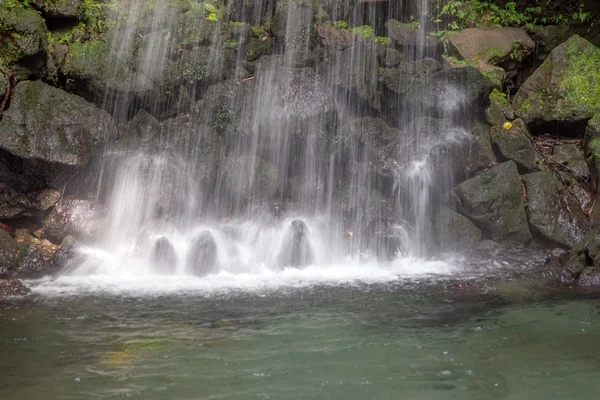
[
  {"x1": 205, "y1": 12, "x2": 218, "y2": 22},
  {"x1": 204, "y1": 3, "x2": 218, "y2": 14}
]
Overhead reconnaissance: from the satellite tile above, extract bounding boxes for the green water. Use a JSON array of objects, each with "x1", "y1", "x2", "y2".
[{"x1": 1, "y1": 283, "x2": 599, "y2": 399}]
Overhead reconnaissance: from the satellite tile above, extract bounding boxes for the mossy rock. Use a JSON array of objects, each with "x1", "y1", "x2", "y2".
[
  {"x1": 491, "y1": 118, "x2": 541, "y2": 173},
  {"x1": 514, "y1": 35, "x2": 600, "y2": 126},
  {"x1": 454, "y1": 161, "x2": 532, "y2": 244},
  {"x1": 32, "y1": 0, "x2": 84, "y2": 18},
  {"x1": 522, "y1": 171, "x2": 589, "y2": 248},
  {"x1": 245, "y1": 37, "x2": 274, "y2": 61},
  {"x1": 384, "y1": 18, "x2": 442, "y2": 55},
  {"x1": 381, "y1": 58, "x2": 441, "y2": 97},
  {"x1": 0, "y1": 80, "x2": 115, "y2": 166}
]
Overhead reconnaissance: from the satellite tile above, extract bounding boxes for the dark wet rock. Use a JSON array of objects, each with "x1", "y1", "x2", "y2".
[
  {"x1": 277, "y1": 220, "x2": 315, "y2": 268},
  {"x1": 186, "y1": 231, "x2": 218, "y2": 276},
  {"x1": 383, "y1": 47, "x2": 406, "y2": 67},
  {"x1": 522, "y1": 171, "x2": 589, "y2": 248},
  {"x1": 384, "y1": 19, "x2": 442, "y2": 56},
  {"x1": 316, "y1": 24, "x2": 358, "y2": 49},
  {"x1": 455, "y1": 161, "x2": 532, "y2": 244},
  {"x1": 0, "y1": 228, "x2": 17, "y2": 278},
  {"x1": 447, "y1": 28, "x2": 535, "y2": 72},
  {"x1": 526, "y1": 25, "x2": 571, "y2": 62},
  {"x1": 0, "y1": 279, "x2": 30, "y2": 297},
  {"x1": 491, "y1": 118, "x2": 541, "y2": 173},
  {"x1": 0, "y1": 80, "x2": 114, "y2": 166},
  {"x1": 179, "y1": 46, "x2": 238, "y2": 85},
  {"x1": 0, "y1": 5, "x2": 48, "y2": 80},
  {"x1": 402, "y1": 66, "x2": 494, "y2": 119},
  {"x1": 12, "y1": 242, "x2": 56, "y2": 279},
  {"x1": 0, "y1": 186, "x2": 61, "y2": 221},
  {"x1": 435, "y1": 207, "x2": 482, "y2": 252},
  {"x1": 563, "y1": 227, "x2": 600, "y2": 282},
  {"x1": 274, "y1": 2, "x2": 315, "y2": 66},
  {"x1": 551, "y1": 143, "x2": 590, "y2": 179},
  {"x1": 321, "y1": 43, "x2": 381, "y2": 112},
  {"x1": 32, "y1": 0, "x2": 83, "y2": 18},
  {"x1": 220, "y1": 156, "x2": 280, "y2": 212},
  {"x1": 245, "y1": 37, "x2": 275, "y2": 62},
  {"x1": 381, "y1": 58, "x2": 442, "y2": 98},
  {"x1": 576, "y1": 267, "x2": 600, "y2": 287},
  {"x1": 514, "y1": 35, "x2": 600, "y2": 127},
  {"x1": 42, "y1": 198, "x2": 106, "y2": 244},
  {"x1": 150, "y1": 237, "x2": 178, "y2": 275},
  {"x1": 52, "y1": 236, "x2": 81, "y2": 269}
]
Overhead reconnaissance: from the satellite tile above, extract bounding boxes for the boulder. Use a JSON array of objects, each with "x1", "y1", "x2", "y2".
[
  {"x1": 32, "y1": 0, "x2": 84, "y2": 18},
  {"x1": 383, "y1": 47, "x2": 407, "y2": 67},
  {"x1": 381, "y1": 58, "x2": 442, "y2": 98},
  {"x1": 514, "y1": 35, "x2": 600, "y2": 128},
  {"x1": 402, "y1": 66, "x2": 494, "y2": 119},
  {"x1": 454, "y1": 161, "x2": 531, "y2": 244},
  {"x1": 0, "y1": 185, "x2": 61, "y2": 221},
  {"x1": 447, "y1": 28, "x2": 535, "y2": 72},
  {"x1": 563, "y1": 227, "x2": 600, "y2": 283},
  {"x1": 321, "y1": 43, "x2": 381, "y2": 112},
  {"x1": 12, "y1": 242, "x2": 56, "y2": 279},
  {"x1": 522, "y1": 171, "x2": 589, "y2": 248},
  {"x1": 52, "y1": 236, "x2": 81, "y2": 269},
  {"x1": 576, "y1": 267, "x2": 600, "y2": 287},
  {"x1": 435, "y1": 207, "x2": 482, "y2": 252},
  {"x1": 384, "y1": 19, "x2": 442, "y2": 57},
  {"x1": 274, "y1": 2, "x2": 315, "y2": 66},
  {"x1": 0, "y1": 228, "x2": 17, "y2": 278},
  {"x1": 0, "y1": 80, "x2": 114, "y2": 166},
  {"x1": 0, "y1": 279, "x2": 30, "y2": 297},
  {"x1": 186, "y1": 231, "x2": 218, "y2": 276},
  {"x1": 277, "y1": 220, "x2": 315, "y2": 268},
  {"x1": 42, "y1": 198, "x2": 106, "y2": 244},
  {"x1": 150, "y1": 237, "x2": 178, "y2": 275},
  {"x1": 491, "y1": 118, "x2": 541, "y2": 173},
  {"x1": 0, "y1": 5, "x2": 48, "y2": 80}
]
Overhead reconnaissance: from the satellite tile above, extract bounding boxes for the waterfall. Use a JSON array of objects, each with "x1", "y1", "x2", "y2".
[{"x1": 62, "y1": 0, "x2": 475, "y2": 281}]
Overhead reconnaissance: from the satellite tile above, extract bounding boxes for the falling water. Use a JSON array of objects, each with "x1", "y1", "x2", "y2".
[{"x1": 53, "y1": 0, "x2": 485, "y2": 290}]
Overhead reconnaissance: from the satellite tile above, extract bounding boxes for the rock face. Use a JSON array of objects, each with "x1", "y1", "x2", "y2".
[
  {"x1": 0, "y1": 279, "x2": 30, "y2": 297},
  {"x1": 384, "y1": 19, "x2": 442, "y2": 56},
  {"x1": 514, "y1": 35, "x2": 600, "y2": 127},
  {"x1": 402, "y1": 66, "x2": 494, "y2": 118},
  {"x1": 277, "y1": 220, "x2": 314, "y2": 268},
  {"x1": 0, "y1": 81, "x2": 114, "y2": 166},
  {"x1": 381, "y1": 58, "x2": 442, "y2": 98},
  {"x1": 454, "y1": 161, "x2": 532, "y2": 244},
  {"x1": 435, "y1": 207, "x2": 482, "y2": 252},
  {"x1": 42, "y1": 199, "x2": 106, "y2": 244},
  {"x1": 522, "y1": 172, "x2": 589, "y2": 248},
  {"x1": 447, "y1": 28, "x2": 535, "y2": 72},
  {"x1": 186, "y1": 231, "x2": 218, "y2": 276}
]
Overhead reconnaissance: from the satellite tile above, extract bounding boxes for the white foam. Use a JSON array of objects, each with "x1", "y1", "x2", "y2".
[{"x1": 28, "y1": 257, "x2": 460, "y2": 297}]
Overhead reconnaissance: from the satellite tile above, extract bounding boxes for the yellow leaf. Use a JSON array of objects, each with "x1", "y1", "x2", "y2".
[
  {"x1": 348, "y1": 231, "x2": 353, "y2": 237},
  {"x1": 503, "y1": 122, "x2": 513, "y2": 130}
]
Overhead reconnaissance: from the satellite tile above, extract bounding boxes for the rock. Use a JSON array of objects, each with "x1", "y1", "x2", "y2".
[
  {"x1": 384, "y1": 19, "x2": 442, "y2": 57},
  {"x1": 220, "y1": 156, "x2": 280, "y2": 212},
  {"x1": 383, "y1": 47, "x2": 406, "y2": 67},
  {"x1": 150, "y1": 237, "x2": 178, "y2": 275},
  {"x1": 381, "y1": 58, "x2": 442, "y2": 97},
  {"x1": 435, "y1": 207, "x2": 482, "y2": 252},
  {"x1": 402, "y1": 66, "x2": 494, "y2": 119},
  {"x1": 321, "y1": 43, "x2": 381, "y2": 112},
  {"x1": 277, "y1": 220, "x2": 314, "y2": 268},
  {"x1": 0, "y1": 80, "x2": 114, "y2": 166},
  {"x1": 179, "y1": 46, "x2": 237, "y2": 85},
  {"x1": 316, "y1": 24, "x2": 359, "y2": 49},
  {"x1": 274, "y1": 2, "x2": 315, "y2": 66},
  {"x1": 585, "y1": 113, "x2": 600, "y2": 221},
  {"x1": 576, "y1": 267, "x2": 600, "y2": 287},
  {"x1": 522, "y1": 171, "x2": 589, "y2": 248},
  {"x1": 514, "y1": 35, "x2": 600, "y2": 128},
  {"x1": 42, "y1": 198, "x2": 106, "y2": 243},
  {"x1": 491, "y1": 118, "x2": 541, "y2": 173},
  {"x1": 526, "y1": 25, "x2": 571, "y2": 62},
  {"x1": 455, "y1": 161, "x2": 532, "y2": 244},
  {"x1": 551, "y1": 143, "x2": 590, "y2": 179},
  {"x1": 447, "y1": 28, "x2": 535, "y2": 72},
  {"x1": 563, "y1": 227, "x2": 600, "y2": 281},
  {"x1": 0, "y1": 228, "x2": 17, "y2": 278},
  {"x1": 186, "y1": 231, "x2": 218, "y2": 276},
  {"x1": 0, "y1": 5, "x2": 48, "y2": 80},
  {"x1": 0, "y1": 185, "x2": 61, "y2": 221},
  {"x1": 0, "y1": 279, "x2": 30, "y2": 297},
  {"x1": 32, "y1": 0, "x2": 83, "y2": 18},
  {"x1": 52, "y1": 236, "x2": 80, "y2": 269},
  {"x1": 245, "y1": 37, "x2": 275, "y2": 62},
  {"x1": 12, "y1": 242, "x2": 56, "y2": 279}
]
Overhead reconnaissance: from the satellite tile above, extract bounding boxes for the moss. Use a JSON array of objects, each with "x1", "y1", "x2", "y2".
[
  {"x1": 374, "y1": 36, "x2": 390, "y2": 46},
  {"x1": 490, "y1": 88, "x2": 508, "y2": 107},
  {"x1": 351, "y1": 25, "x2": 374, "y2": 40},
  {"x1": 558, "y1": 36, "x2": 600, "y2": 119},
  {"x1": 58, "y1": 127, "x2": 68, "y2": 148}
]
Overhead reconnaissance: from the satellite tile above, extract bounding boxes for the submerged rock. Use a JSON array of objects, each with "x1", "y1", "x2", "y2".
[
  {"x1": 522, "y1": 172, "x2": 589, "y2": 248},
  {"x1": 514, "y1": 35, "x2": 600, "y2": 128},
  {"x1": 454, "y1": 161, "x2": 532, "y2": 244},
  {"x1": 150, "y1": 237, "x2": 178, "y2": 275},
  {"x1": 277, "y1": 220, "x2": 314, "y2": 268},
  {"x1": 186, "y1": 231, "x2": 218, "y2": 276}
]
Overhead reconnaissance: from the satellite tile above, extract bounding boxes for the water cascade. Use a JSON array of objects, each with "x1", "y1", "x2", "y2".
[{"x1": 48, "y1": 0, "x2": 494, "y2": 287}]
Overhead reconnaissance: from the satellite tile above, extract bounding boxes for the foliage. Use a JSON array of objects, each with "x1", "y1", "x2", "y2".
[
  {"x1": 436, "y1": 0, "x2": 592, "y2": 30},
  {"x1": 374, "y1": 36, "x2": 391, "y2": 46},
  {"x1": 351, "y1": 25, "x2": 374, "y2": 40},
  {"x1": 333, "y1": 20, "x2": 348, "y2": 30}
]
